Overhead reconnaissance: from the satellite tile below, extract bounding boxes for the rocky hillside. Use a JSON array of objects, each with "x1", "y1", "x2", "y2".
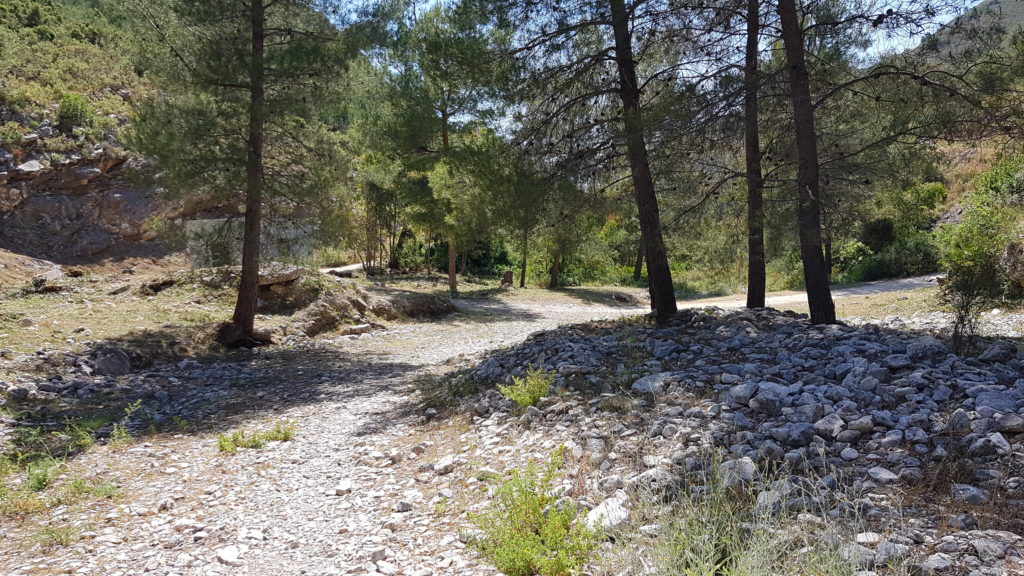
[
  {"x1": 0, "y1": 155, "x2": 178, "y2": 262},
  {"x1": 0, "y1": 0, "x2": 176, "y2": 265}
]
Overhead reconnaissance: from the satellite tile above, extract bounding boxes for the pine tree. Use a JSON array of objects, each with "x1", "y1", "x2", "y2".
[{"x1": 124, "y1": 0, "x2": 357, "y2": 345}]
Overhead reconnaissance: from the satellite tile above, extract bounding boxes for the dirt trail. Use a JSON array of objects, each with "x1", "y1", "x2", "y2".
[
  {"x1": 677, "y1": 275, "x2": 940, "y2": 310},
  {"x1": 1, "y1": 295, "x2": 639, "y2": 576},
  {"x1": 0, "y1": 276, "x2": 947, "y2": 575}
]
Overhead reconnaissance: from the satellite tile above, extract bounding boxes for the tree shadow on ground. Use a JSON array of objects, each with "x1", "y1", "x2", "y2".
[
  {"x1": 448, "y1": 297, "x2": 543, "y2": 324},
  {"x1": 556, "y1": 287, "x2": 650, "y2": 309},
  {"x1": 2, "y1": 332, "x2": 427, "y2": 463}
]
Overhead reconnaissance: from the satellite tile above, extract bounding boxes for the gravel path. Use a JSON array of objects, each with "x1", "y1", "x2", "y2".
[
  {"x1": 679, "y1": 274, "x2": 940, "y2": 309},
  {"x1": 2, "y1": 296, "x2": 640, "y2": 576}
]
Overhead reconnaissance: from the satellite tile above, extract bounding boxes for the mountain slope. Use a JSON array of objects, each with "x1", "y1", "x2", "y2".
[{"x1": 920, "y1": 0, "x2": 1024, "y2": 58}]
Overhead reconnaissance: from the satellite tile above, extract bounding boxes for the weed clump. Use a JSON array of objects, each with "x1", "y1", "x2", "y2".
[
  {"x1": 468, "y1": 449, "x2": 600, "y2": 576},
  {"x1": 31, "y1": 523, "x2": 79, "y2": 549},
  {"x1": 109, "y1": 400, "x2": 142, "y2": 447},
  {"x1": 498, "y1": 369, "x2": 553, "y2": 411},
  {"x1": 217, "y1": 420, "x2": 296, "y2": 453},
  {"x1": 613, "y1": 462, "x2": 857, "y2": 576}
]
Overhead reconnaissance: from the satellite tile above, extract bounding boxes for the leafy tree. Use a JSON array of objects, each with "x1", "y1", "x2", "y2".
[
  {"x1": 455, "y1": 131, "x2": 550, "y2": 287},
  {"x1": 124, "y1": 0, "x2": 357, "y2": 345}
]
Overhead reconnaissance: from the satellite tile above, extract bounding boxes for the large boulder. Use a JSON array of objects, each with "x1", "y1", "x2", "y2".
[{"x1": 93, "y1": 348, "x2": 132, "y2": 376}]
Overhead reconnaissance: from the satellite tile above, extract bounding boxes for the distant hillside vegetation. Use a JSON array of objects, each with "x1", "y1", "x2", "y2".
[
  {"x1": 919, "y1": 0, "x2": 1024, "y2": 59},
  {"x1": 0, "y1": 0, "x2": 148, "y2": 156}
]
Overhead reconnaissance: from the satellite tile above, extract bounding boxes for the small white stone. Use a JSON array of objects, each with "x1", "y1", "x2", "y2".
[
  {"x1": 216, "y1": 545, "x2": 243, "y2": 567},
  {"x1": 856, "y1": 532, "x2": 882, "y2": 546}
]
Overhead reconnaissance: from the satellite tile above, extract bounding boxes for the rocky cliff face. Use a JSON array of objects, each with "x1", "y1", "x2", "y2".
[{"x1": 0, "y1": 155, "x2": 179, "y2": 262}]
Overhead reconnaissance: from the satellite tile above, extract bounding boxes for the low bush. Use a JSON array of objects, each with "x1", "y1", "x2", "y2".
[
  {"x1": 31, "y1": 524, "x2": 79, "y2": 549},
  {"x1": 57, "y1": 93, "x2": 94, "y2": 133},
  {"x1": 974, "y1": 155, "x2": 1024, "y2": 206},
  {"x1": 498, "y1": 369, "x2": 553, "y2": 411},
  {"x1": 832, "y1": 240, "x2": 873, "y2": 275},
  {"x1": 936, "y1": 204, "x2": 1015, "y2": 352},
  {"x1": 469, "y1": 449, "x2": 601, "y2": 576},
  {"x1": 845, "y1": 232, "x2": 939, "y2": 282},
  {"x1": 859, "y1": 218, "x2": 896, "y2": 252},
  {"x1": 766, "y1": 250, "x2": 805, "y2": 291},
  {"x1": 0, "y1": 121, "x2": 24, "y2": 149}
]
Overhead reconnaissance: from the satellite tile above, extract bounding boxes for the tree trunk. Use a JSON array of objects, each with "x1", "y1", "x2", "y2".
[
  {"x1": 777, "y1": 0, "x2": 836, "y2": 324},
  {"x1": 744, "y1": 0, "x2": 766, "y2": 309},
  {"x1": 519, "y1": 226, "x2": 528, "y2": 288},
  {"x1": 633, "y1": 241, "x2": 644, "y2": 281},
  {"x1": 610, "y1": 0, "x2": 676, "y2": 324},
  {"x1": 824, "y1": 231, "x2": 833, "y2": 279},
  {"x1": 221, "y1": 0, "x2": 267, "y2": 347},
  {"x1": 549, "y1": 242, "x2": 562, "y2": 289},
  {"x1": 447, "y1": 237, "x2": 457, "y2": 295},
  {"x1": 442, "y1": 113, "x2": 457, "y2": 295}
]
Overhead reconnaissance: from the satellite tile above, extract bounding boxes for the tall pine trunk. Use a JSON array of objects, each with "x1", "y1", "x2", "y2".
[
  {"x1": 447, "y1": 238, "x2": 457, "y2": 295},
  {"x1": 777, "y1": 0, "x2": 836, "y2": 324},
  {"x1": 549, "y1": 241, "x2": 562, "y2": 289},
  {"x1": 442, "y1": 117, "x2": 457, "y2": 294},
  {"x1": 519, "y1": 226, "x2": 528, "y2": 288},
  {"x1": 223, "y1": 0, "x2": 266, "y2": 346},
  {"x1": 610, "y1": 0, "x2": 677, "y2": 324},
  {"x1": 744, "y1": 0, "x2": 766, "y2": 309},
  {"x1": 633, "y1": 242, "x2": 644, "y2": 281}
]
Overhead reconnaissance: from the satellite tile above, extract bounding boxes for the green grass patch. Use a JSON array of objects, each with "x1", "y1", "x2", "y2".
[
  {"x1": 25, "y1": 457, "x2": 57, "y2": 492},
  {"x1": 30, "y1": 523, "x2": 79, "y2": 549},
  {"x1": 49, "y1": 476, "x2": 119, "y2": 507},
  {"x1": 217, "y1": 420, "x2": 296, "y2": 453}
]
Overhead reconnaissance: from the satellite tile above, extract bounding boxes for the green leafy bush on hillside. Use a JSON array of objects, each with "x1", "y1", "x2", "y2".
[
  {"x1": 844, "y1": 232, "x2": 940, "y2": 282},
  {"x1": 57, "y1": 92, "x2": 92, "y2": 133},
  {"x1": 974, "y1": 155, "x2": 1024, "y2": 205},
  {"x1": 936, "y1": 203, "x2": 1016, "y2": 351},
  {"x1": 0, "y1": 0, "x2": 145, "y2": 130}
]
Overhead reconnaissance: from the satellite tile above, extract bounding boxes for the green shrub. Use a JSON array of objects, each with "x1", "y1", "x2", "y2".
[
  {"x1": 832, "y1": 240, "x2": 873, "y2": 274},
  {"x1": 0, "y1": 121, "x2": 23, "y2": 149},
  {"x1": 26, "y1": 458, "x2": 57, "y2": 492},
  {"x1": 644, "y1": 463, "x2": 855, "y2": 576},
  {"x1": 889, "y1": 182, "x2": 947, "y2": 233},
  {"x1": 846, "y1": 232, "x2": 939, "y2": 282},
  {"x1": 936, "y1": 204, "x2": 1015, "y2": 352},
  {"x1": 765, "y1": 250, "x2": 804, "y2": 291},
  {"x1": 314, "y1": 246, "x2": 349, "y2": 268},
  {"x1": 498, "y1": 369, "x2": 553, "y2": 411},
  {"x1": 57, "y1": 93, "x2": 94, "y2": 133},
  {"x1": 974, "y1": 155, "x2": 1024, "y2": 206},
  {"x1": 859, "y1": 218, "x2": 896, "y2": 252},
  {"x1": 469, "y1": 449, "x2": 601, "y2": 576}
]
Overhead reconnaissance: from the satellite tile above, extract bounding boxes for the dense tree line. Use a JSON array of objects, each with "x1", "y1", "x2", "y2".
[{"x1": 9, "y1": 0, "x2": 1017, "y2": 341}]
